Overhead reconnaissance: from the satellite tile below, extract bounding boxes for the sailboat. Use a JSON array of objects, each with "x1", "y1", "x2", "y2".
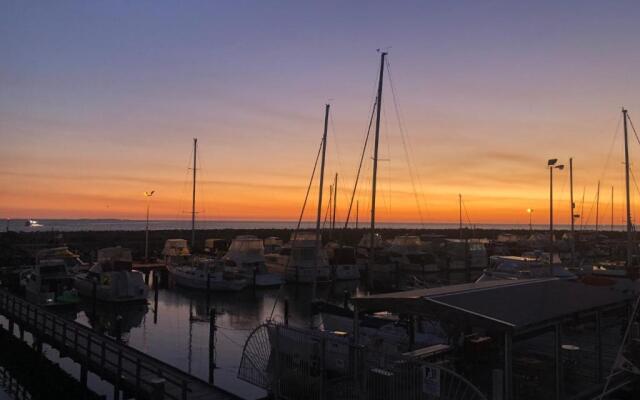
[{"x1": 164, "y1": 139, "x2": 248, "y2": 291}]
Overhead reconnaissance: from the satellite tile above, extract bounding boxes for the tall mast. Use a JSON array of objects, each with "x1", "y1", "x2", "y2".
[
  {"x1": 369, "y1": 52, "x2": 387, "y2": 273},
  {"x1": 611, "y1": 185, "x2": 614, "y2": 231},
  {"x1": 312, "y1": 104, "x2": 330, "y2": 300},
  {"x1": 569, "y1": 158, "x2": 575, "y2": 233},
  {"x1": 569, "y1": 158, "x2": 575, "y2": 266},
  {"x1": 191, "y1": 138, "x2": 197, "y2": 248},
  {"x1": 595, "y1": 180, "x2": 600, "y2": 232},
  {"x1": 332, "y1": 173, "x2": 338, "y2": 232},
  {"x1": 459, "y1": 194, "x2": 463, "y2": 239},
  {"x1": 623, "y1": 108, "x2": 633, "y2": 268},
  {"x1": 356, "y1": 200, "x2": 359, "y2": 229}
]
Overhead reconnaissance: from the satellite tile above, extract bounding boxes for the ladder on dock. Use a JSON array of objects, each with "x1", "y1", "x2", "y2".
[{"x1": 0, "y1": 290, "x2": 239, "y2": 400}]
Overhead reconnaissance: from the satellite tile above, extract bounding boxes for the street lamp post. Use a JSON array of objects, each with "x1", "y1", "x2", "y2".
[
  {"x1": 527, "y1": 208, "x2": 533, "y2": 232},
  {"x1": 144, "y1": 190, "x2": 155, "y2": 263},
  {"x1": 548, "y1": 159, "x2": 564, "y2": 246}
]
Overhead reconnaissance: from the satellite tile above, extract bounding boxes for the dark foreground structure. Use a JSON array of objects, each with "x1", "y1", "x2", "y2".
[
  {"x1": 352, "y1": 278, "x2": 638, "y2": 399},
  {"x1": 240, "y1": 278, "x2": 640, "y2": 400}
]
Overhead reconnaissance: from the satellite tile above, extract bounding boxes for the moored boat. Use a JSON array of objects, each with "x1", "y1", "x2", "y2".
[{"x1": 74, "y1": 247, "x2": 148, "y2": 303}]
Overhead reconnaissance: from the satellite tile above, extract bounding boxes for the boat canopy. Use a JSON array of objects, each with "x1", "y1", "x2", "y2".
[{"x1": 163, "y1": 239, "x2": 191, "y2": 256}]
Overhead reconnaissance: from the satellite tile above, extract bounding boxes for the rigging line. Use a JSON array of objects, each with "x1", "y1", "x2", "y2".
[
  {"x1": 217, "y1": 330, "x2": 245, "y2": 349},
  {"x1": 628, "y1": 112, "x2": 640, "y2": 147},
  {"x1": 385, "y1": 57, "x2": 426, "y2": 226},
  {"x1": 381, "y1": 98, "x2": 393, "y2": 217},
  {"x1": 322, "y1": 185, "x2": 332, "y2": 229},
  {"x1": 582, "y1": 188, "x2": 599, "y2": 228},
  {"x1": 269, "y1": 137, "x2": 324, "y2": 320},
  {"x1": 343, "y1": 97, "x2": 377, "y2": 228},
  {"x1": 385, "y1": 56, "x2": 429, "y2": 215},
  {"x1": 461, "y1": 199, "x2": 473, "y2": 226},
  {"x1": 597, "y1": 115, "x2": 622, "y2": 183}
]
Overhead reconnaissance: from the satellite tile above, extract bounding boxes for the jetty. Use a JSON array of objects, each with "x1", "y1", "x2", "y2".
[{"x1": 0, "y1": 289, "x2": 239, "y2": 400}]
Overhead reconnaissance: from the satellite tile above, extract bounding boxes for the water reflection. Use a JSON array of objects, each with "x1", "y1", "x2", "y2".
[
  {"x1": 80, "y1": 303, "x2": 148, "y2": 342},
  {"x1": 65, "y1": 271, "x2": 478, "y2": 399}
]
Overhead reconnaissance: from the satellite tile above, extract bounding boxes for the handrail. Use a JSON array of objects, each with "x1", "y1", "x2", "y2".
[{"x1": 0, "y1": 290, "x2": 196, "y2": 400}]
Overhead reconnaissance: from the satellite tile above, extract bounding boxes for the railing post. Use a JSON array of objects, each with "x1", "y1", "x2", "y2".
[
  {"x1": 115, "y1": 349, "x2": 123, "y2": 400},
  {"x1": 135, "y1": 358, "x2": 141, "y2": 393},
  {"x1": 182, "y1": 380, "x2": 188, "y2": 400},
  {"x1": 101, "y1": 341, "x2": 106, "y2": 367}
]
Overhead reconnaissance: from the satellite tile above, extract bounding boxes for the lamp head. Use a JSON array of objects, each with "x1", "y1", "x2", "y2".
[{"x1": 547, "y1": 159, "x2": 557, "y2": 166}]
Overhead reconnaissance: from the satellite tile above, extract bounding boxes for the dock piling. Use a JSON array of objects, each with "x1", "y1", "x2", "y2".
[
  {"x1": 284, "y1": 300, "x2": 289, "y2": 326},
  {"x1": 208, "y1": 307, "x2": 216, "y2": 385}
]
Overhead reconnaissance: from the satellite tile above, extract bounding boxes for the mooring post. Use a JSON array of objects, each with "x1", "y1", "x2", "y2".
[
  {"x1": 206, "y1": 272, "x2": 210, "y2": 311},
  {"x1": 395, "y1": 262, "x2": 400, "y2": 289},
  {"x1": 208, "y1": 307, "x2": 216, "y2": 385},
  {"x1": 252, "y1": 268, "x2": 257, "y2": 297},
  {"x1": 284, "y1": 299, "x2": 289, "y2": 326},
  {"x1": 80, "y1": 364, "x2": 88, "y2": 400},
  {"x1": 150, "y1": 378, "x2": 165, "y2": 400},
  {"x1": 153, "y1": 270, "x2": 159, "y2": 324}
]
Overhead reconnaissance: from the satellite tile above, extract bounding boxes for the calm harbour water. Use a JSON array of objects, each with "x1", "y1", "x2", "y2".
[{"x1": 0, "y1": 280, "x2": 371, "y2": 400}]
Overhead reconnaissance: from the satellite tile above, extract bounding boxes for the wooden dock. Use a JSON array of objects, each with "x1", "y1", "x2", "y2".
[{"x1": 0, "y1": 290, "x2": 240, "y2": 400}]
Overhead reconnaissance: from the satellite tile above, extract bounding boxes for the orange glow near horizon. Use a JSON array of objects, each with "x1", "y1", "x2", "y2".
[{"x1": 3, "y1": 2, "x2": 640, "y2": 226}]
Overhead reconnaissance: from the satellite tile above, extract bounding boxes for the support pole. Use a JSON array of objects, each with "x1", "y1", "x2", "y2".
[
  {"x1": 569, "y1": 158, "x2": 575, "y2": 267},
  {"x1": 596, "y1": 180, "x2": 601, "y2": 232},
  {"x1": 208, "y1": 307, "x2": 216, "y2": 385},
  {"x1": 312, "y1": 104, "x2": 330, "y2": 303},
  {"x1": 504, "y1": 331, "x2": 513, "y2": 400},
  {"x1": 623, "y1": 108, "x2": 633, "y2": 269},
  {"x1": 153, "y1": 270, "x2": 159, "y2": 324},
  {"x1": 554, "y1": 323, "x2": 563, "y2": 400},
  {"x1": 191, "y1": 138, "x2": 198, "y2": 249},
  {"x1": 369, "y1": 52, "x2": 387, "y2": 286}
]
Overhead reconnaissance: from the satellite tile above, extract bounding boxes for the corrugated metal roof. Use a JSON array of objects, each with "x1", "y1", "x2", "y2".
[{"x1": 353, "y1": 278, "x2": 635, "y2": 332}]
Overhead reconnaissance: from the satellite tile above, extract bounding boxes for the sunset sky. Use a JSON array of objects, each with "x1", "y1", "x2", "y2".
[{"x1": 3, "y1": 1, "x2": 640, "y2": 225}]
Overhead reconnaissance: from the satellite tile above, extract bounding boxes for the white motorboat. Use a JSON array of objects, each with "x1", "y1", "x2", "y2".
[
  {"x1": 163, "y1": 239, "x2": 248, "y2": 291},
  {"x1": 36, "y1": 246, "x2": 89, "y2": 274},
  {"x1": 387, "y1": 235, "x2": 439, "y2": 273},
  {"x1": 325, "y1": 244, "x2": 360, "y2": 280},
  {"x1": 22, "y1": 259, "x2": 80, "y2": 306},
  {"x1": 265, "y1": 232, "x2": 331, "y2": 283},
  {"x1": 264, "y1": 236, "x2": 283, "y2": 254},
  {"x1": 223, "y1": 235, "x2": 283, "y2": 287},
  {"x1": 444, "y1": 239, "x2": 488, "y2": 270},
  {"x1": 355, "y1": 233, "x2": 396, "y2": 273},
  {"x1": 74, "y1": 247, "x2": 148, "y2": 303},
  {"x1": 476, "y1": 255, "x2": 575, "y2": 282}
]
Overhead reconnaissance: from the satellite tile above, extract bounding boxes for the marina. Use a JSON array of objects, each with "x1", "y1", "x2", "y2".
[{"x1": 4, "y1": 2, "x2": 640, "y2": 399}]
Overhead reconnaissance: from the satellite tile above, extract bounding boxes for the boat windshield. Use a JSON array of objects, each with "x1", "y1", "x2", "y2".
[
  {"x1": 39, "y1": 265, "x2": 67, "y2": 276},
  {"x1": 228, "y1": 239, "x2": 264, "y2": 255},
  {"x1": 291, "y1": 247, "x2": 319, "y2": 261},
  {"x1": 406, "y1": 253, "x2": 436, "y2": 264},
  {"x1": 333, "y1": 248, "x2": 356, "y2": 264}
]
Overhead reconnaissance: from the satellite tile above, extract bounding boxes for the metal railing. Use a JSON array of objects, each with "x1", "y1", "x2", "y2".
[
  {"x1": 239, "y1": 322, "x2": 488, "y2": 400},
  {"x1": 0, "y1": 290, "x2": 191, "y2": 400}
]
